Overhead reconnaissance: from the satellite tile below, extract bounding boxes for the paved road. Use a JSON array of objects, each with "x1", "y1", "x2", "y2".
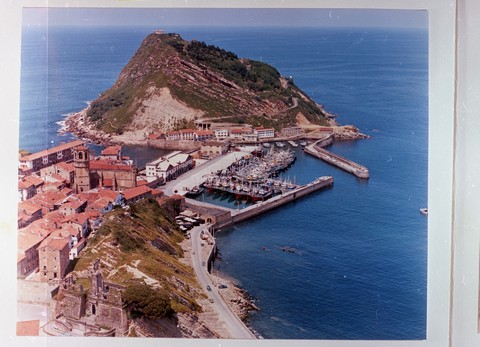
[
  {"x1": 189, "y1": 225, "x2": 255, "y2": 339},
  {"x1": 162, "y1": 149, "x2": 256, "y2": 196}
]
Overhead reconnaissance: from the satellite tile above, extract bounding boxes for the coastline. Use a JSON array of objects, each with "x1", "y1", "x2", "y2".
[
  {"x1": 65, "y1": 106, "x2": 370, "y2": 149},
  {"x1": 178, "y1": 237, "x2": 259, "y2": 339}
]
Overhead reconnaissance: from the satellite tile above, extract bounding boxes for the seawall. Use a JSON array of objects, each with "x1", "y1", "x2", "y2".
[
  {"x1": 185, "y1": 177, "x2": 333, "y2": 230},
  {"x1": 304, "y1": 135, "x2": 369, "y2": 179},
  {"x1": 215, "y1": 176, "x2": 334, "y2": 229}
]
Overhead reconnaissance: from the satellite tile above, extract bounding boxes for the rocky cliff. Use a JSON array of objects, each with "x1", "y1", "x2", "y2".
[{"x1": 67, "y1": 31, "x2": 334, "y2": 144}]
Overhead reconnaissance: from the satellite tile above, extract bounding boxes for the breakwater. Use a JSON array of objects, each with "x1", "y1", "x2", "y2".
[
  {"x1": 186, "y1": 176, "x2": 333, "y2": 229},
  {"x1": 305, "y1": 138, "x2": 369, "y2": 179}
]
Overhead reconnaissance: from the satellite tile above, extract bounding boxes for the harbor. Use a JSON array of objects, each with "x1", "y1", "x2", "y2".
[
  {"x1": 304, "y1": 139, "x2": 370, "y2": 179},
  {"x1": 186, "y1": 175, "x2": 333, "y2": 229}
]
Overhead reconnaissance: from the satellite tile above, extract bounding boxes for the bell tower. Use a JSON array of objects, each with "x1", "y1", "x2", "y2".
[{"x1": 73, "y1": 146, "x2": 91, "y2": 193}]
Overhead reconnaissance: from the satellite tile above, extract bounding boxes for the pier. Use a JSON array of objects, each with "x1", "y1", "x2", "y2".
[
  {"x1": 304, "y1": 137, "x2": 369, "y2": 179},
  {"x1": 186, "y1": 176, "x2": 333, "y2": 229}
]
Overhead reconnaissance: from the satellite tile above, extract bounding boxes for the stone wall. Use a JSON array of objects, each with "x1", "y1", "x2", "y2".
[{"x1": 147, "y1": 139, "x2": 200, "y2": 151}]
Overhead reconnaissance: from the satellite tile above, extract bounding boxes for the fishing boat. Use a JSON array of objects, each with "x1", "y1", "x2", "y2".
[{"x1": 186, "y1": 186, "x2": 204, "y2": 197}]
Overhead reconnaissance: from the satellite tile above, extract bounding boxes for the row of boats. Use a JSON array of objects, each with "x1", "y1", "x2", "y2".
[
  {"x1": 200, "y1": 147, "x2": 299, "y2": 202},
  {"x1": 263, "y1": 141, "x2": 307, "y2": 148}
]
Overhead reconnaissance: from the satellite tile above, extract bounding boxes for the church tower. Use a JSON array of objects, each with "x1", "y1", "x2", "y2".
[{"x1": 73, "y1": 146, "x2": 91, "y2": 193}]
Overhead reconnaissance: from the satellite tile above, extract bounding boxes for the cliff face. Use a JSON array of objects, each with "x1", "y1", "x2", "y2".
[{"x1": 73, "y1": 31, "x2": 331, "y2": 142}]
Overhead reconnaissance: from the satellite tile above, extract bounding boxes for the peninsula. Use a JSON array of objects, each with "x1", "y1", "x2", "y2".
[
  {"x1": 65, "y1": 30, "x2": 367, "y2": 147},
  {"x1": 17, "y1": 31, "x2": 370, "y2": 338}
]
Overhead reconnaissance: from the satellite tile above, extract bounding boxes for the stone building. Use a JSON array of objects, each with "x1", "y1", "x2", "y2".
[
  {"x1": 73, "y1": 146, "x2": 91, "y2": 193},
  {"x1": 40, "y1": 161, "x2": 75, "y2": 186},
  {"x1": 200, "y1": 141, "x2": 229, "y2": 158},
  {"x1": 72, "y1": 146, "x2": 137, "y2": 193},
  {"x1": 17, "y1": 231, "x2": 43, "y2": 278},
  {"x1": 57, "y1": 260, "x2": 128, "y2": 336},
  {"x1": 19, "y1": 139, "x2": 85, "y2": 174},
  {"x1": 37, "y1": 235, "x2": 70, "y2": 281},
  {"x1": 280, "y1": 126, "x2": 304, "y2": 137}
]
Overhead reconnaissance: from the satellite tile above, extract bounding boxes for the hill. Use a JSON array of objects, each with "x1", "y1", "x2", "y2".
[
  {"x1": 66, "y1": 31, "x2": 334, "y2": 144},
  {"x1": 64, "y1": 198, "x2": 217, "y2": 337}
]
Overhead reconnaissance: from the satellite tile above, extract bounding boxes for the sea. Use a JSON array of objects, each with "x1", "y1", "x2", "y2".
[{"x1": 19, "y1": 25, "x2": 428, "y2": 340}]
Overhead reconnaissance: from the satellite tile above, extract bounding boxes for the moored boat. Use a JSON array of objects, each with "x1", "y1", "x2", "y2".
[
  {"x1": 419, "y1": 208, "x2": 428, "y2": 215},
  {"x1": 186, "y1": 186, "x2": 204, "y2": 197}
]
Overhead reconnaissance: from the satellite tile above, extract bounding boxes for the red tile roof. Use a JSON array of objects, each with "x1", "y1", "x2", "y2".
[
  {"x1": 101, "y1": 178, "x2": 114, "y2": 187},
  {"x1": 150, "y1": 189, "x2": 164, "y2": 198},
  {"x1": 90, "y1": 159, "x2": 133, "y2": 171},
  {"x1": 22, "y1": 220, "x2": 55, "y2": 238},
  {"x1": 51, "y1": 228, "x2": 77, "y2": 239},
  {"x1": 17, "y1": 231, "x2": 44, "y2": 253},
  {"x1": 55, "y1": 161, "x2": 74, "y2": 171},
  {"x1": 18, "y1": 201, "x2": 42, "y2": 215},
  {"x1": 89, "y1": 197, "x2": 112, "y2": 210},
  {"x1": 32, "y1": 191, "x2": 68, "y2": 207},
  {"x1": 148, "y1": 132, "x2": 163, "y2": 140},
  {"x1": 98, "y1": 189, "x2": 119, "y2": 200},
  {"x1": 101, "y1": 145, "x2": 122, "y2": 156},
  {"x1": 61, "y1": 200, "x2": 86, "y2": 210},
  {"x1": 136, "y1": 179, "x2": 148, "y2": 186},
  {"x1": 62, "y1": 213, "x2": 89, "y2": 225},
  {"x1": 24, "y1": 176, "x2": 45, "y2": 187},
  {"x1": 123, "y1": 185, "x2": 152, "y2": 201},
  {"x1": 20, "y1": 140, "x2": 84, "y2": 161},
  {"x1": 195, "y1": 130, "x2": 214, "y2": 136},
  {"x1": 38, "y1": 235, "x2": 70, "y2": 251},
  {"x1": 18, "y1": 180, "x2": 34, "y2": 190}
]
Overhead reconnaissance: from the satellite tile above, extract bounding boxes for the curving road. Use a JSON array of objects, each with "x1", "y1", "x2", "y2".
[{"x1": 189, "y1": 225, "x2": 256, "y2": 339}]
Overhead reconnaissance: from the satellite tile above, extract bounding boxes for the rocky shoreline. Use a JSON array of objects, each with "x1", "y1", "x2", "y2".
[
  {"x1": 178, "y1": 238, "x2": 259, "y2": 339},
  {"x1": 65, "y1": 110, "x2": 147, "y2": 147}
]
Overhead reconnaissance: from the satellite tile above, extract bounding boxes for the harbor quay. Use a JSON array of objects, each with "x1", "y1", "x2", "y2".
[
  {"x1": 184, "y1": 176, "x2": 334, "y2": 230},
  {"x1": 304, "y1": 136, "x2": 370, "y2": 179}
]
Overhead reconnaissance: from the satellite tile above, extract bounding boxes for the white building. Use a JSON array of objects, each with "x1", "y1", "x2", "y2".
[
  {"x1": 146, "y1": 151, "x2": 194, "y2": 182},
  {"x1": 254, "y1": 127, "x2": 275, "y2": 139},
  {"x1": 214, "y1": 128, "x2": 229, "y2": 140}
]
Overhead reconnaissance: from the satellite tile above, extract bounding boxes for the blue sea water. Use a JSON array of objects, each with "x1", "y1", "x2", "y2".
[{"x1": 19, "y1": 25, "x2": 428, "y2": 340}]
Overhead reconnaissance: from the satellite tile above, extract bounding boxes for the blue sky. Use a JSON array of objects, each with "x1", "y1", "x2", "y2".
[{"x1": 23, "y1": 7, "x2": 427, "y2": 29}]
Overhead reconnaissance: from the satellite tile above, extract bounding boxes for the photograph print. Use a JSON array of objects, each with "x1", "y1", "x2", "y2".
[{"x1": 16, "y1": 7, "x2": 428, "y2": 340}]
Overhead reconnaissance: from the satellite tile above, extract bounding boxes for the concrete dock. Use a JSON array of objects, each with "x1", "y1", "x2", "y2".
[
  {"x1": 186, "y1": 176, "x2": 334, "y2": 229},
  {"x1": 304, "y1": 138, "x2": 369, "y2": 179}
]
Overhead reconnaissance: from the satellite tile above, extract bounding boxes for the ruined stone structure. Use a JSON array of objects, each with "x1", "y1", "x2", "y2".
[{"x1": 56, "y1": 259, "x2": 128, "y2": 336}]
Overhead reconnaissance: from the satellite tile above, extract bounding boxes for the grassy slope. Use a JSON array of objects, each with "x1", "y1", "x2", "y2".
[
  {"x1": 86, "y1": 33, "x2": 329, "y2": 134},
  {"x1": 72, "y1": 198, "x2": 201, "y2": 314}
]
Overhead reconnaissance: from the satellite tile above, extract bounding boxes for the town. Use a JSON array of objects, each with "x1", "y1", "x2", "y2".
[
  {"x1": 17, "y1": 122, "x2": 368, "y2": 336},
  {"x1": 17, "y1": 124, "x2": 314, "y2": 282}
]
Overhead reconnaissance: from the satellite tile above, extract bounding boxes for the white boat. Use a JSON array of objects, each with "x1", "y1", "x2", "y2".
[
  {"x1": 263, "y1": 142, "x2": 271, "y2": 148},
  {"x1": 275, "y1": 142, "x2": 285, "y2": 147},
  {"x1": 419, "y1": 208, "x2": 428, "y2": 215}
]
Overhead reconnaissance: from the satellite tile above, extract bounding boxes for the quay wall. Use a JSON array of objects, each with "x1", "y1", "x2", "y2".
[
  {"x1": 147, "y1": 139, "x2": 200, "y2": 151},
  {"x1": 305, "y1": 145, "x2": 369, "y2": 179},
  {"x1": 313, "y1": 133, "x2": 334, "y2": 148},
  {"x1": 215, "y1": 176, "x2": 334, "y2": 229}
]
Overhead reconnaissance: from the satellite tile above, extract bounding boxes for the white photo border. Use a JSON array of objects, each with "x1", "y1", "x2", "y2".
[{"x1": 0, "y1": 1, "x2": 457, "y2": 347}]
